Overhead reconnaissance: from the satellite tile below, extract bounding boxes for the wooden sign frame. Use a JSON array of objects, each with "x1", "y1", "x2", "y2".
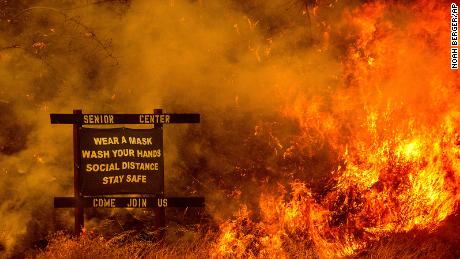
[{"x1": 51, "y1": 109, "x2": 204, "y2": 236}]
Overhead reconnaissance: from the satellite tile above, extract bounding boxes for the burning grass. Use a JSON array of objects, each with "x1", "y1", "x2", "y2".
[
  {"x1": 27, "y1": 221, "x2": 459, "y2": 259},
  {"x1": 207, "y1": 1, "x2": 460, "y2": 256}
]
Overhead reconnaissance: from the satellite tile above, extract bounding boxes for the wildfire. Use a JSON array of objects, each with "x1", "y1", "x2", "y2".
[{"x1": 214, "y1": 1, "x2": 460, "y2": 257}]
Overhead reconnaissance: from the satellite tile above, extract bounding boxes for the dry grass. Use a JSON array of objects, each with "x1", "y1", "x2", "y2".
[
  {"x1": 28, "y1": 231, "x2": 216, "y2": 259},
  {"x1": 357, "y1": 235, "x2": 454, "y2": 259},
  {"x1": 26, "y1": 229, "x2": 460, "y2": 259}
]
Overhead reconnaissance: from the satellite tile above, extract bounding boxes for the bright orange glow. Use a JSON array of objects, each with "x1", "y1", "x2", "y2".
[{"x1": 213, "y1": 1, "x2": 460, "y2": 257}]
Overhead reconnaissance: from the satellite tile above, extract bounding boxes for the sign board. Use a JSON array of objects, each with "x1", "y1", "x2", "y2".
[
  {"x1": 51, "y1": 110, "x2": 203, "y2": 236},
  {"x1": 79, "y1": 127, "x2": 164, "y2": 195}
]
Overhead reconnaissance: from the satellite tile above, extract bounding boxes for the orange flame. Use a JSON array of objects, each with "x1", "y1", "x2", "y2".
[{"x1": 214, "y1": 1, "x2": 460, "y2": 257}]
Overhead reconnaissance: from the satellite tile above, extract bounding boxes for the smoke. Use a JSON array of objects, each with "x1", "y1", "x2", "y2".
[
  {"x1": 0, "y1": 0, "x2": 457, "y2": 255},
  {"x1": 0, "y1": 0, "x2": 333, "y2": 253}
]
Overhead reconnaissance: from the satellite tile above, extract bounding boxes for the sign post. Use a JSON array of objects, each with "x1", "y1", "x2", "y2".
[
  {"x1": 154, "y1": 108, "x2": 166, "y2": 238},
  {"x1": 51, "y1": 110, "x2": 203, "y2": 236},
  {"x1": 73, "y1": 109, "x2": 84, "y2": 234}
]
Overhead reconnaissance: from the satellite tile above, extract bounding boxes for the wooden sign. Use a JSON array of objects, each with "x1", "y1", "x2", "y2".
[
  {"x1": 51, "y1": 109, "x2": 203, "y2": 236},
  {"x1": 79, "y1": 128, "x2": 164, "y2": 195}
]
